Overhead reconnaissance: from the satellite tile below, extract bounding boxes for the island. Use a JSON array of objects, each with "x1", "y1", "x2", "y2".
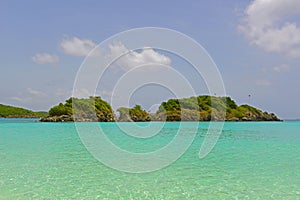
[
  {"x1": 40, "y1": 95, "x2": 281, "y2": 122},
  {"x1": 117, "y1": 105, "x2": 151, "y2": 122},
  {"x1": 40, "y1": 96, "x2": 115, "y2": 122},
  {"x1": 151, "y1": 96, "x2": 281, "y2": 121},
  {"x1": 0, "y1": 104, "x2": 47, "y2": 118}
]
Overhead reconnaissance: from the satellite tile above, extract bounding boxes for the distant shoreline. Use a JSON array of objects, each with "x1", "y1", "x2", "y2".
[
  {"x1": 0, "y1": 118, "x2": 288, "y2": 122},
  {"x1": 1, "y1": 95, "x2": 283, "y2": 122}
]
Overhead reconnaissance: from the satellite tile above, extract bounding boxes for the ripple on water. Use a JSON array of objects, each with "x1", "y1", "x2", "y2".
[{"x1": 0, "y1": 121, "x2": 299, "y2": 199}]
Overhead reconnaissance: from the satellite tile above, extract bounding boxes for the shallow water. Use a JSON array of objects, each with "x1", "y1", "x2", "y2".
[{"x1": 0, "y1": 119, "x2": 299, "y2": 199}]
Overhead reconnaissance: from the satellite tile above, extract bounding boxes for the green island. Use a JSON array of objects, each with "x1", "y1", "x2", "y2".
[
  {"x1": 40, "y1": 96, "x2": 115, "y2": 122},
  {"x1": 117, "y1": 105, "x2": 151, "y2": 122},
  {"x1": 39, "y1": 95, "x2": 281, "y2": 122},
  {"x1": 0, "y1": 104, "x2": 47, "y2": 118}
]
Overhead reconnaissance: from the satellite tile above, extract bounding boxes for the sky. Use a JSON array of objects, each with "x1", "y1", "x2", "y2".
[{"x1": 0, "y1": 0, "x2": 300, "y2": 119}]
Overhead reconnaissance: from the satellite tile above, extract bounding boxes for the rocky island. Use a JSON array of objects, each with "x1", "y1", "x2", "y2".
[
  {"x1": 40, "y1": 96, "x2": 115, "y2": 122},
  {"x1": 151, "y1": 96, "x2": 281, "y2": 121},
  {"x1": 40, "y1": 95, "x2": 281, "y2": 122}
]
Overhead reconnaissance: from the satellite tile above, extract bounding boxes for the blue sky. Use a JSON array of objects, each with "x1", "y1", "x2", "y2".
[{"x1": 1, "y1": 0, "x2": 300, "y2": 119}]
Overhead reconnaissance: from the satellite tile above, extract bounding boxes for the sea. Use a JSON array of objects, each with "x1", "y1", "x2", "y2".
[{"x1": 0, "y1": 119, "x2": 299, "y2": 199}]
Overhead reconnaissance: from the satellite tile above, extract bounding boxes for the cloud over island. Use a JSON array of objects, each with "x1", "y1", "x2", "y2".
[{"x1": 239, "y1": 0, "x2": 300, "y2": 58}]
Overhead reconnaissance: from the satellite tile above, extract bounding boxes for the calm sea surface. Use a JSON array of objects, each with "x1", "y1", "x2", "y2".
[{"x1": 0, "y1": 119, "x2": 299, "y2": 199}]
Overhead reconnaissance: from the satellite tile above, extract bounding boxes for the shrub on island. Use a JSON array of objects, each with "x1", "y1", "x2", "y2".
[{"x1": 41, "y1": 96, "x2": 115, "y2": 122}]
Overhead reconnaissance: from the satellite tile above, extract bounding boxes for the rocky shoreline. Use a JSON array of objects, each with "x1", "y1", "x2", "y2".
[
  {"x1": 40, "y1": 111, "x2": 281, "y2": 122},
  {"x1": 40, "y1": 114, "x2": 116, "y2": 122}
]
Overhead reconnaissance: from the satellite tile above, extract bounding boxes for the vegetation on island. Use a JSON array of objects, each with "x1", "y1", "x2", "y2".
[
  {"x1": 40, "y1": 95, "x2": 281, "y2": 122},
  {"x1": 117, "y1": 105, "x2": 151, "y2": 122},
  {"x1": 152, "y1": 96, "x2": 281, "y2": 121},
  {"x1": 1, "y1": 95, "x2": 280, "y2": 122},
  {"x1": 0, "y1": 104, "x2": 47, "y2": 118},
  {"x1": 41, "y1": 96, "x2": 115, "y2": 122}
]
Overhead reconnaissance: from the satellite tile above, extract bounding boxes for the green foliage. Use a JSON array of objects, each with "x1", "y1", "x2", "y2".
[
  {"x1": 47, "y1": 96, "x2": 115, "y2": 121},
  {"x1": 157, "y1": 99, "x2": 180, "y2": 113},
  {"x1": 43, "y1": 95, "x2": 280, "y2": 122},
  {"x1": 49, "y1": 103, "x2": 72, "y2": 116},
  {"x1": 155, "y1": 95, "x2": 279, "y2": 121},
  {"x1": 232, "y1": 110, "x2": 245, "y2": 118},
  {"x1": 198, "y1": 96, "x2": 212, "y2": 111},
  {"x1": 159, "y1": 95, "x2": 228, "y2": 114},
  {"x1": 225, "y1": 97, "x2": 238, "y2": 109},
  {"x1": 0, "y1": 104, "x2": 47, "y2": 118},
  {"x1": 178, "y1": 97, "x2": 199, "y2": 111},
  {"x1": 238, "y1": 104, "x2": 261, "y2": 113},
  {"x1": 118, "y1": 104, "x2": 150, "y2": 122}
]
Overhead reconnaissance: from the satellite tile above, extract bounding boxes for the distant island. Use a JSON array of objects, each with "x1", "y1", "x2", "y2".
[
  {"x1": 40, "y1": 96, "x2": 115, "y2": 122},
  {"x1": 0, "y1": 104, "x2": 47, "y2": 118},
  {"x1": 40, "y1": 96, "x2": 281, "y2": 122}
]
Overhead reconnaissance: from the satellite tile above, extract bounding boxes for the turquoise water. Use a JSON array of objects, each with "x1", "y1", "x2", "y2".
[{"x1": 0, "y1": 119, "x2": 299, "y2": 199}]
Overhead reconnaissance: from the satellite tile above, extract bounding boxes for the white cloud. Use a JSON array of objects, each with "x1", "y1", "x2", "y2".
[
  {"x1": 27, "y1": 88, "x2": 47, "y2": 97},
  {"x1": 11, "y1": 88, "x2": 47, "y2": 103},
  {"x1": 55, "y1": 88, "x2": 72, "y2": 98},
  {"x1": 256, "y1": 80, "x2": 272, "y2": 86},
  {"x1": 32, "y1": 53, "x2": 59, "y2": 64},
  {"x1": 60, "y1": 36, "x2": 100, "y2": 56},
  {"x1": 60, "y1": 41, "x2": 172, "y2": 100},
  {"x1": 239, "y1": 0, "x2": 300, "y2": 58},
  {"x1": 108, "y1": 42, "x2": 172, "y2": 71},
  {"x1": 273, "y1": 64, "x2": 290, "y2": 72}
]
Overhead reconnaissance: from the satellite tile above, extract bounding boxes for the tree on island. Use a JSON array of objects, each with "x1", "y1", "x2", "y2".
[
  {"x1": 117, "y1": 105, "x2": 150, "y2": 122},
  {"x1": 42, "y1": 96, "x2": 115, "y2": 122}
]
